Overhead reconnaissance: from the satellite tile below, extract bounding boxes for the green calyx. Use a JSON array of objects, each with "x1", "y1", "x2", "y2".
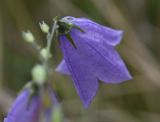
[
  {"x1": 57, "y1": 17, "x2": 85, "y2": 48},
  {"x1": 57, "y1": 19, "x2": 73, "y2": 35}
]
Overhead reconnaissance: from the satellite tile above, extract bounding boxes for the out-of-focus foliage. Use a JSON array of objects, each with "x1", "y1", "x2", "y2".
[{"x1": 0, "y1": 0, "x2": 160, "y2": 122}]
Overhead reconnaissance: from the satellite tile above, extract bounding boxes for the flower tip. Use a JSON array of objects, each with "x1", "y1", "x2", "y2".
[
  {"x1": 119, "y1": 30, "x2": 124, "y2": 38},
  {"x1": 118, "y1": 30, "x2": 124, "y2": 37},
  {"x1": 81, "y1": 87, "x2": 98, "y2": 109},
  {"x1": 3, "y1": 117, "x2": 13, "y2": 122},
  {"x1": 82, "y1": 97, "x2": 94, "y2": 109},
  {"x1": 83, "y1": 102, "x2": 90, "y2": 109},
  {"x1": 113, "y1": 30, "x2": 124, "y2": 46},
  {"x1": 55, "y1": 60, "x2": 70, "y2": 75},
  {"x1": 128, "y1": 73, "x2": 133, "y2": 80},
  {"x1": 123, "y1": 70, "x2": 133, "y2": 82},
  {"x1": 55, "y1": 66, "x2": 70, "y2": 75}
]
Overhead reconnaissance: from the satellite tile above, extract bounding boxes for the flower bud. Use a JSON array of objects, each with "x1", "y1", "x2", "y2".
[
  {"x1": 39, "y1": 21, "x2": 50, "y2": 33},
  {"x1": 22, "y1": 31, "x2": 35, "y2": 43},
  {"x1": 32, "y1": 64, "x2": 47, "y2": 86},
  {"x1": 40, "y1": 48, "x2": 51, "y2": 60}
]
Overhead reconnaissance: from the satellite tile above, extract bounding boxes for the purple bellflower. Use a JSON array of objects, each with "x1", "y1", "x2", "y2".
[
  {"x1": 4, "y1": 89, "x2": 41, "y2": 122},
  {"x1": 56, "y1": 16, "x2": 132, "y2": 108}
]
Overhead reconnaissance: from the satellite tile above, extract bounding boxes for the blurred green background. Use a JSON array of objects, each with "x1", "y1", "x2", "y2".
[{"x1": 0, "y1": 0, "x2": 160, "y2": 122}]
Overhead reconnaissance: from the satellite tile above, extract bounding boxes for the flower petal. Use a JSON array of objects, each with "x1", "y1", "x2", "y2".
[
  {"x1": 72, "y1": 29, "x2": 132, "y2": 83},
  {"x1": 4, "y1": 89, "x2": 41, "y2": 122},
  {"x1": 59, "y1": 35, "x2": 99, "y2": 108},
  {"x1": 63, "y1": 16, "x2": 123, "y2": 46},
  {"x1": 85, "y1": 41, "x2": 132, "y2": 83},
  {"x1": 59, "y1": 27, "x2": 132, "y2": 83},
  {"x1": 55, "y1": 59, "x2": 70, "y2": 75}
]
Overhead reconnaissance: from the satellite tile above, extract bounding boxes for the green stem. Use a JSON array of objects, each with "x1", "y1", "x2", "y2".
[
  {"x1": 46, "y1": 20, "x2": 57, "y2": 54},
  {"x1": 32, "y1": 42, "x2": 41, "y2": 51},
  {"x1": 42, "y1": 20, "x2": 58, "y2": 80}
]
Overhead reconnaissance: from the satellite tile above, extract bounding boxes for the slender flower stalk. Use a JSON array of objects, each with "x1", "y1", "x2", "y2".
[
  {"x1": 4, "y1": 18, "x2": 60, "y2": 122},
  {"x1": 46, "y1": 20, "x2": 57, "y2": 53}
]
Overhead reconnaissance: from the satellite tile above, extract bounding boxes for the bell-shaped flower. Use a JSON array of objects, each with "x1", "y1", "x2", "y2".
[
  {"x1": 4, "y1": 89, "x2": 41, "y2": 122},
  {"x1": 56, "y1": 16, "x2": 132, "y2": 108}
]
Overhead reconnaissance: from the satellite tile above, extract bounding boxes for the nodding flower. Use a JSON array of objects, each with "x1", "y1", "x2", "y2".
[
  {"x1": 56, "y1": 16, "x2": 132, "y2": 108},
  {"x1": 4, "y1": 89, "x2": 41, "y2": 122}
]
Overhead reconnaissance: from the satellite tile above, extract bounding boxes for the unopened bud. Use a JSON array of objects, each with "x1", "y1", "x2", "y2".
[
  {"x1": 40, "y1": 48, "x2": 51, "y2": 60},
  {"x1": 22, "y1": 31, "x2": 35, "y2": 43},
  {"x1": 39, "y1": 21, "x2": 50, "y2": 33},
  {"x1": 32, "y1": 64, "x2": 46, "y2": 86}
]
